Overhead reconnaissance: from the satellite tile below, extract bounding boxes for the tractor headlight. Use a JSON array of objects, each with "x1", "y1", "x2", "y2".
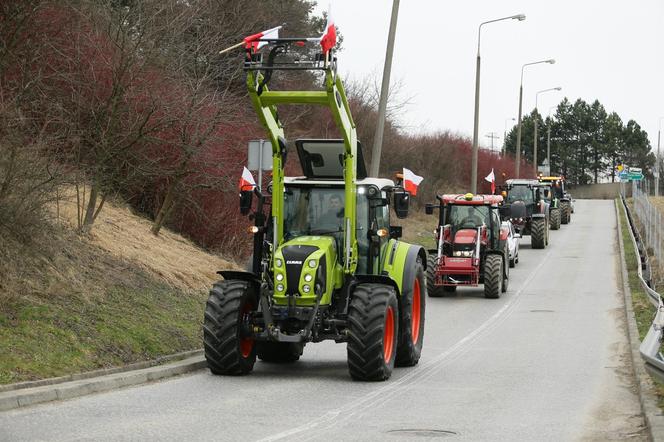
[
  {"x1": 308, "y1": 259, "x2": 316, "y2": 268},
  {"x1": 304, "y1": 274, "x2": 313, "y2": 282},
  {"x1": 276, "y1": 284, "x2": 284, "y2": 292},
  {"x1": 302, "y1": 284, "x2": 311, "y2": 293},
  {"x1": 453, "y1": 251, "x2": 462, "y2": 257},
  {"x1": 463, "y1": 251, "x2": 473, "y2": 257},
  {"x1": 276, "y1": 273, "x2": 284, "y2": 281},
  {"x1": 275, "y1": 258, "x2": 283, "y2": 268}
]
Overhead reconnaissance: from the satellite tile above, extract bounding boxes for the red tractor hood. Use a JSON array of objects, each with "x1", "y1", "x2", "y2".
[{"x1": 454, "y1": 229, "x2": 477, "y2": 245}]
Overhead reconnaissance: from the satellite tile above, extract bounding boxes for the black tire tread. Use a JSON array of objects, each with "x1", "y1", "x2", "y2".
[
  {"x1": 550, "y1": 208, "x2": 561, "y2": 230},
  {"x1": 347, "y1": 284, "x2": 398, "y2": 381},
  {"x1": 531, "y1": 218, "x2": 546, "y2": 249},
  {"x1": 395, "y1": 261, "x2": 425, "y2": 367},
  {"x1": 203, "y1": 280, "x2": 256, "y2": 375},
  {"x1": 426, "y1": 253, "x2": 445, "y2": 297},
  {"x1": 484, "y1": 254, "x2": 502, "y2": 299}
]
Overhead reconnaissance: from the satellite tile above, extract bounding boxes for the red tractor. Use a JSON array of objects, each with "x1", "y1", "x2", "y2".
[{"x1": 425, "y1": 193, "x2": 510, "y2": 299}]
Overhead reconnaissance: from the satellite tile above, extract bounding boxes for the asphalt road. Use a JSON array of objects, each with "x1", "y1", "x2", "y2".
[{"x1": 0, "y1": 200, "x2": 647, "y2": 441}]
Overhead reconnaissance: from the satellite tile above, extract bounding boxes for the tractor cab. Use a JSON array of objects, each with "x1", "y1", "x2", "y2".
[{"x1": 425, "y1": 193, "x2": 509, "y2": 298}]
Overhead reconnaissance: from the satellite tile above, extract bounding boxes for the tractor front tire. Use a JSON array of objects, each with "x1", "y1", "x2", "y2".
[
  {"x1": 550, "y1": 208, "x2": 561, "y2": 230},
  {"x1": 501, "y1": 248, "x2": 509, "y2": 293},
  {"x1": 396, "y1": 261, "x2": 426, "y2": 367},
  {"x1": 347, "y1": 284, "x2": 399, "y2": 381},
  {"x1": 531, "y1": 218, "x2": 547, "y2": 249},
  {"x1": 561, "y1": 202, "x2": 570, "y2": 224},
  {"x1": 484, "y1": 254, "x2": 503, "y2": 299},
  {"x1": 203, "y1": 280, "x2": 257, "y2": 375},
  {"x1": 426, "y1": 253, "x2": 445, "y2": 297}
]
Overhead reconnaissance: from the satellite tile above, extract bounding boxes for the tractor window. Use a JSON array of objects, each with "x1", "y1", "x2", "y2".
[
  {"x1": 446, "y1": 205, "x2": 490, "y2": 230},
  {"x1": 284, "y1": 187, "x2": 345, "y2": 238},
  {"x1": 506, "y1": 186, "x2": 534, "y2": 204}
]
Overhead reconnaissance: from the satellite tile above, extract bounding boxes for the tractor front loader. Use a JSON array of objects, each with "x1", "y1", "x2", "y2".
[{"x1": 203, "y1": 38, "x2": 426, "y2": 381}]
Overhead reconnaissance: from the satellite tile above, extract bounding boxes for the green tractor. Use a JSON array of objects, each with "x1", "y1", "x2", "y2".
[
  {"x1": 534, "y1": 182, "x2": 561, "y2": 231},
  {"x1": 538, "y1": 175, "x2": 572, "y2": 224},
  {"x1": 203, "y1": 38, "x2": 426, "y2": 381}
]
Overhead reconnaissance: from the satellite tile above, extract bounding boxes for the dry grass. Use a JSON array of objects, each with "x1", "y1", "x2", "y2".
[{"x1": 54, "y1": 188, "x2": 237, "y2": 293}]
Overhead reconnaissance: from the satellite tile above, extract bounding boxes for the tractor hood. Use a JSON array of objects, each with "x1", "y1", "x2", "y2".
[
  {"x1": 272, "y1": 236, "x2": 340, "y2": 306},
  {"x1": 454, "y1": 229, "x2": 478, "y2": 245}
]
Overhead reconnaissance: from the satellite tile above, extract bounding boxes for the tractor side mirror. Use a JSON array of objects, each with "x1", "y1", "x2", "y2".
[
  {"x1": 239, "y1": 190, "x2": 253, "y2": 215},
  {"x1": 425, "y1": 203, "x2": 434, "y2": 215},
  {"x1": 389, "y1": 226, "x2": 402, "y2": 239},
  {"x1": 393, "y1": 190, "x2": 410, "y2": 219}
]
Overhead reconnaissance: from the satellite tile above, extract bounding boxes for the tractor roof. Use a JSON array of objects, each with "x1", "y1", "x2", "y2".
[
  {"x1": 505, "y1": 178, "x2": 539, "y2": 186},
  {"x1": 441, "y1": 193, "x2": 503, "y2": 206},
  {"x1": 284, "y1": 176, "x2": 395, "y2": 189}
]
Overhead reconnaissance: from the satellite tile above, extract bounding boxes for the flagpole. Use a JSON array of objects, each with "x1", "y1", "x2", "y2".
[{"x1": 219, "y1": 41, "x2": 246, "y2": 55}]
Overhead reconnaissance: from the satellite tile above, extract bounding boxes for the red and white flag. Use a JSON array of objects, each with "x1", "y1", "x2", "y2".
[
  {"x1": 484, "y1": 168, "x2": 495, "y2": 194},
  {"x1": 243, "y1": 25, "x2": 282, "y2": 51},
  {"x1": 319, "y1": 5, "x2": 337, "y2": 54},
  {"x1": 403, "y1": 167, "x2": 424, "y2": 196},
  {"x1": 239, "y1": 166, "x2": 256, "y2": 191}
]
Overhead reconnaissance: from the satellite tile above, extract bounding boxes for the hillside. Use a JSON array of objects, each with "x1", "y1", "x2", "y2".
[{"x1": 0, "y1": 193, "x2": 237, "y2": 385}]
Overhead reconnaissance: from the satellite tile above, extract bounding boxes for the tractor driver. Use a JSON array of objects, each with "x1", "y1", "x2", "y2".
[
  {"x1": 318, "y1": 194, "x2": 344, "y2": 230},
  {"x1": 458, "y1": 206, "x2": 483, "y2": 229}
]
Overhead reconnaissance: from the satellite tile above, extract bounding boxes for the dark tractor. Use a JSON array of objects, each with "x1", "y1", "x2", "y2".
[
  {"x1": 424, "y1": 193, "x2": 510, "y2": 299},
  {"x1": 539, "y1": 175, "x2": 572, "y2": 224},
  {"x1": 499, "y1": 179, "x2": 550, "y2": 249}
]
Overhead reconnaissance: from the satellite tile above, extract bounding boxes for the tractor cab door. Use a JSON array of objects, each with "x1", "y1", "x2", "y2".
[{"x1": 366, "y1": 190, "x2": 391, "y2": 275}]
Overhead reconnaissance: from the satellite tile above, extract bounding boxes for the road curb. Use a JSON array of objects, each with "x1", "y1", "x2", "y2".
[
  {"x1": 0, "y1": 351, "x2": 206, "y2": 412},
  {"x1": 616, "y1": 199, "x2": 664, "y2": 440}
]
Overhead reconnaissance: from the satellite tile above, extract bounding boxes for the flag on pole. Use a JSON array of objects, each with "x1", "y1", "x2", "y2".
[
  {"x1": 243, "y1": 25, "x2": 282, "y2": 51},
  {"x1": 403, "y1": 167, "x2": 424, "y2": 196},
  {"x1": 484, "y1": 168, "x2": 496, "y2": 194},
  {"x1": 319, "y1": 5, "x2": 336, "y2": 54},
  {"x1": 239, "y1": 166, "x2": 256, "y2": 191}
]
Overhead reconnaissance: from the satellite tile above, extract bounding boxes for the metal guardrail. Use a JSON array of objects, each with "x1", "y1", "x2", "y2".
[{"x1": 620, "y1": 183, "x2": 664, "y2": 381}]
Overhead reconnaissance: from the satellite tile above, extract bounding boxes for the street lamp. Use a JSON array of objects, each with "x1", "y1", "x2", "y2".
[
  {"x1": 534, "y1": 87, "x2": 562, "y2": 176},
  {"x1": 546, "y1": 105, "x2": 557, "y2": 173},
  {"x1": 656, "y1": 117, "x2": 664, "y2": 196},
  {"x1": 503, "y1": 117, "x2": 516, "y2": 156},
  {"x1": 470, "y1": 13, "x2": 525, "y2": 193},
  {"x1": 515, "y1": 58, "x2": 555, "y2": 177}
]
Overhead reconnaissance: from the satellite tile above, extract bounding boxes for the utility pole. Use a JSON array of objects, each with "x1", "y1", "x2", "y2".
[
  {"x1": 370, "y1": 0, "x2": 400, "y2": 177},
  {"x1": 485, "y1": 132, "x2": 500, "y2": 152}
]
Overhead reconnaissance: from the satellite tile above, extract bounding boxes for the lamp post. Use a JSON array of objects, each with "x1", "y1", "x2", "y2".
[
  {"x1": 503, "y1": 117, "x2": 515, "y2": 156},
  {"x1": 546, "y1": 105, "x2": 557, "y2": 173},
  {"x1": 515, "y1": 58, "x2": 555, "y2": 177},
  {"x1": 656, "y1": 117, "x2": 664, "y2": 196},
  {"x1": 470, "y1": 13, "x2": 525, "y2": 193},
  {"x1": 534, "y1": 87, "x2": 562, "y2": 176}
]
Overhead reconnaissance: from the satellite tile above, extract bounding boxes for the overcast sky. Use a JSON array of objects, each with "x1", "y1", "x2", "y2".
[{"x1": 313, "y1": 0, "x2": 664, "y2": 153}]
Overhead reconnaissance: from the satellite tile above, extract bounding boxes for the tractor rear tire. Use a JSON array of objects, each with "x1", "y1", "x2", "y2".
[
  {"x1": 203, "y1": 280, "x2": 257, "y2": 375},
  {"x1": 256, "y1": 342, "x2": 303, "y2": 363},
  {"x1": 396, "y1": 261, "x2": 426, "y2": 367},
  {"x1": 531, "y1": 218, "x2": 547, "y2": 249},
  {"x1": 484, "y1": 254, "x2": 502, "y2": 299},
  {"x1": 426, "y1": 253, "x2": 445, "y2": 297},
  {"x1": 550, "y1": 208, "x2": 561, "y2": 230},
  {"x1": 347, "y1": 284, "x2": 399, "y2": 381},
  {"x1": 560, "y1": 202, "x2": 570, "y2": 224}
]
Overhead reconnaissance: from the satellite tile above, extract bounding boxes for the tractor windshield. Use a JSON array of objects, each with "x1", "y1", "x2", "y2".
[
  {"x1": 447, "y1": 205, "x2": 490, "y2": 230},
  {"x1": 283, "y1": 186, "x2": 368, "y2": 241},
  {"x1": 506, "y1": 185, "x2": 534, "y2": 204}
]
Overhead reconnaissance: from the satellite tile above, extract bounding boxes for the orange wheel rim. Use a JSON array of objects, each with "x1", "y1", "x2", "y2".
[
  {"x1": 411, "y1": 279, "x2": 421, "y2": 344},
  {"x1": 239, "y1": 301, "x2": 254, "y2": 358},
  {"x1": 383, "y1": 306, "x2": 395, "y2": 362}
]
